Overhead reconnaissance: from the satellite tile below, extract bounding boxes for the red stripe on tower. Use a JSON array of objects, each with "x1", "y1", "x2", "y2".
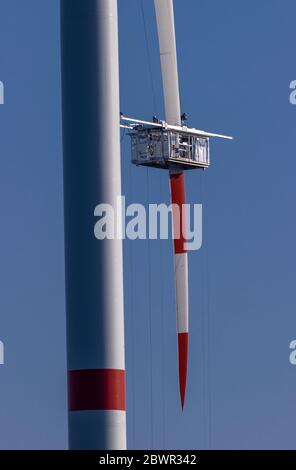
[
  {"x1": 170, "y1": 172, "x2": 187, "y2": 254},
  {"x1": 68, "y1": 369, "x2": 126, "y2": 412}
]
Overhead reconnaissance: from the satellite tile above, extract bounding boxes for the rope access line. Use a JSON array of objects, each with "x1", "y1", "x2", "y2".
[
  {"x1": 127, "y1": 152, "x2": 136, "y2": 449},
  {"x1": 140, "y1": 0, "x2": 157, "y2": 450},
  {"x1": 146, "y1": 168, "x2": 155, "y2": 450},
  {"x1": 159, "y1": 173, "x2": 166, "y2": 449},
  {"x1": 201, "y1": 172, "x2": 212, "y2": 449}
]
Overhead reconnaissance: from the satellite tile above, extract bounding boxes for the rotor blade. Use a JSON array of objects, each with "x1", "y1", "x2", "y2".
[
  {"x1": 155, "y1": 0, "x2": 189, "y2": 409},
  {"x1": 154, "y1": 0, "x2": 181, "y2": 126},
  {"x1": 170, "y1": 172, "x2": 189, "y2": 409}
]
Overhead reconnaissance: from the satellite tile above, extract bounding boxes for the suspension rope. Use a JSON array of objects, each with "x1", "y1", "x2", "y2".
[
  {"x1": 146, "y1": 168, "x2": 154, "y2": 449},
  {"x1": 201, "y1": 171, "x2": 212, "y2": 449},
  {"x1": 159, "y1": 173, "x2": 166, "y2": 449},
  {"x1": 200, "y1": 172, "x2": 208, "y2": 449},
  {"x1": 128, "y1": 158, "x2": 136, "y2": 448},
  {"x1": 140, "y1": 0, "x2": 160, "y2": 450}
]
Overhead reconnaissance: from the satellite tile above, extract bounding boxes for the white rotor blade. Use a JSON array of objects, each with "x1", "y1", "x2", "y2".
[
  {"x1": 154, "y1": 0, "x2": 181, "y2": 126},
  {"x1": 155, "y1": 0, "x2": 189, "y2": 409}
]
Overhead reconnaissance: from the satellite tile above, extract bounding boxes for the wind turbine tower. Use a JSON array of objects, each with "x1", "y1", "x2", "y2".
[{"x1": 60, "y1": 0, "x2": 126, "y2": 450}]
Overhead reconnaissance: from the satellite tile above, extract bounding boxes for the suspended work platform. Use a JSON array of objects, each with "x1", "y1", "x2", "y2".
[{"x1": 121, "y1": 115, "x2": 233, "y2": 171}]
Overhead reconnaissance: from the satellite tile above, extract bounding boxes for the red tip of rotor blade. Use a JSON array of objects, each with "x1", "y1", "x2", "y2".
[{"x1": 178, "y1": 332, "x2": 188, "y2": 409}]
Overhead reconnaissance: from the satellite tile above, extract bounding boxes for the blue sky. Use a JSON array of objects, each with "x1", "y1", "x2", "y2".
[{"x1": 0, "y1": 0, "x2": 295, "y2": 449}]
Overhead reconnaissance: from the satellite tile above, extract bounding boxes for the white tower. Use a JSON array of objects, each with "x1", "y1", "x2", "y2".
[{"x1": 60, "y1": 0, "x2": 126, "y2": 449}]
